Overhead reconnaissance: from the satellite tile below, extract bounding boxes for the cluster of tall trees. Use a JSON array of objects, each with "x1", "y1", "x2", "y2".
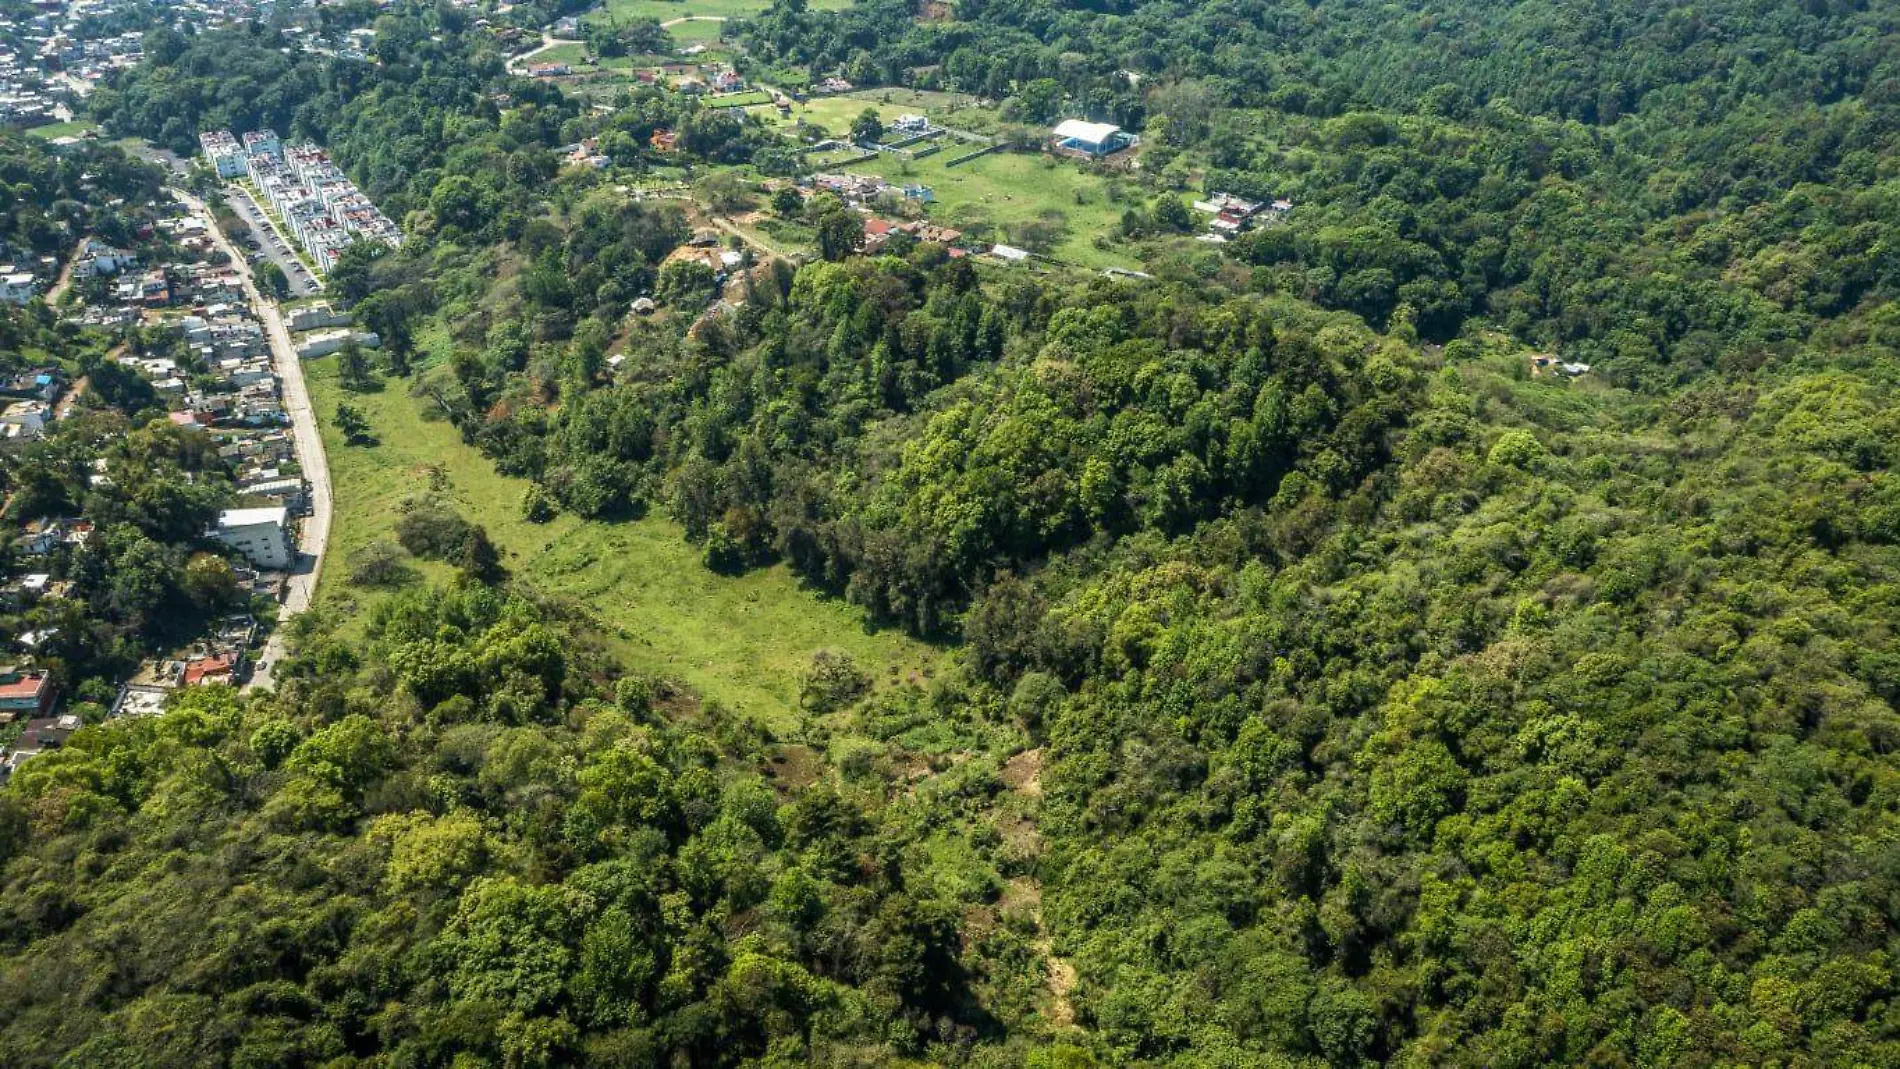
[
  {"x1": 9, "y1": 0, "x2": 1899, "y2": 1063},
  {"x1": 0, "y1": 134, "x2": 164, "y2": 256},
  {"x1": 740, "y1": 0, "x2": 1900, "y2": 384},
  {"x1": 0, "y1": 586, "x2": 1039, "y2": 1066}
]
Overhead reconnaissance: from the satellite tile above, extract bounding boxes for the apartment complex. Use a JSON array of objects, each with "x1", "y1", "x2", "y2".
[{"x1": 198, "y1": 129, "x2": 403, "y2": 271}]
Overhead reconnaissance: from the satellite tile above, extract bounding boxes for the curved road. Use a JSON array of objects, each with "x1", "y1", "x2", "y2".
[
  {"x1": 507, "y1": 32, "x2": 583, "y2": 73},
  {"x1": 171, "y1": 186, "x2": 334, "y2": 692}
]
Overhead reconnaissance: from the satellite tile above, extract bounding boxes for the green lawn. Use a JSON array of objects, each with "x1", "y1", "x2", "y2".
[
  {"x1": 589, "y1": 0, "x2": 852, "y2": 25},
  {"x1": 668, "y1": 17, "x2": 729, "y2": 42},
  {"x1": 843, "y1": 150, "x2": 1138, "y2": 270},
  {"x1": 705, "y1": 89, "x2": 774, "y2": 108},
  {"x1": 307, "y1": 356, "x2": 941, "y2": 731},
  {"x1": 27, "y1": 120, "x2": 98, "y2": 140},
  {"x1": 533, "y1": 42, "x2": 592, "y2": 65}
]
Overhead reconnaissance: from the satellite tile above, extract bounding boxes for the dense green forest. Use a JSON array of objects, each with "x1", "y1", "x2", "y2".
[
  {"x1": 748, "y1": 0, "x2": 1900, "y2": 379},
  {"x1": 4, "y1": 0, "x2": 1899, "y2": 1064}
]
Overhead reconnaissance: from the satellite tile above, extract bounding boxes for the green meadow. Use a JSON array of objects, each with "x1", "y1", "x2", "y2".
[{"x1": 306, "y1": 353, "x2": 941, "y2": 731}]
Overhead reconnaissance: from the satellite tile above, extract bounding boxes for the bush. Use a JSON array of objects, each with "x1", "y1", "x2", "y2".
[
  {"x1": 522, "y1": 485, "x2": 558, "y2": 524},
  {"x1": 395, "y1": 495, "x2": 476, "y2": 559},
  {"x1": 349, "y1": 540, "x2": 415, "y2": 588},
  {"x1": 799, "y1": 650, "x2": 871, "y2": 712}
]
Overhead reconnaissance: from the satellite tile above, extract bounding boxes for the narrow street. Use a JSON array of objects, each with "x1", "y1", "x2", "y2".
[
  {"x1": 170, "y1": 186, "x2": 334, "y2": 691},
  {"x1": 40, "y1": 234, "x2": 87, "y2": 307}
]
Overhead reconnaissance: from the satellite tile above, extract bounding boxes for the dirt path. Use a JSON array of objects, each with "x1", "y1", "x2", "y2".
[
  {"x1": 41, "y1": 234, "x2": 87, "y2": 307},
  {"x1": 660, "y1": 14, "x2": 726, "y2": 26},
  {"x1": 705, "y1": 214, "x2": 792, "y2": 260},
  {"x1": 507, "y1": 31, "x2": 583, "y2": 73},
  {"x1": 54, "y1": 374, "x2": 89, "y2": 422},
  {"x1": 1000, "y1": 747, "x2": 1080, "y2": 1030}
]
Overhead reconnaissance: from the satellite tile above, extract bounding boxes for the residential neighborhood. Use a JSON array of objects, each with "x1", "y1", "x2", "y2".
[{"x1": 0, "y1": 182, "x2": 332, "y2": 780}]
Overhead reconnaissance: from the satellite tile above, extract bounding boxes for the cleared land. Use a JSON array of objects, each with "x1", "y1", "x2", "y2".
[
  {"x1": 588, "y1": 0, "x2": 852, "y2": 24},
  {"x1": 26, "y1": 120, "x2": 98, "y2": 140},
  {"x1": 531, "y1": 42, "x2": 592, "y2": 65},
  {"x1": 843, "y1": 149, "x2": 1136, "y2": 269},
  {"x1": 307, "y1": 352, "x2": 940, "y2": 731}
]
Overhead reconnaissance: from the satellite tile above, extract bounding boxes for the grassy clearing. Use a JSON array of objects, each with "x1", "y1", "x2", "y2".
[
  {"x1": 534, "y1": 42, "x2": 592, "y2": 65},
  {"x1": 591, "y1": 0, "x2": 851, "y2": 24},
  {"x1": 27, "y1": 120, "x2": 98, "y2": 140},
  {"x1": 307, "y1": 354, "x2": 941, "y2": 731},
  {"x1": 844, "y1": 150, "x2": 1138, "y2": 269},
  {"x1": 705, "y1": 89, "x2": 774, "y2": 108},
  {"x1": 665, "y1": 18, "x2": 729, "y2": 43},
  {"x1": 766, "y1": 96, "x2": 917, "y2": 136}
]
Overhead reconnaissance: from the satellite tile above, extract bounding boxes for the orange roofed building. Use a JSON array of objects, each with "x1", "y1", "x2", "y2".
[
  {"x1": 182, "y1": 652, "x2": 242, "y2": 687},
  {"x1": 0, "y1": 668, "x2": 56, "y2": 720}
]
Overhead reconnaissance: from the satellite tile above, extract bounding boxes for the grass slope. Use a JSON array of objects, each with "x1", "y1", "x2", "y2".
[
  {"x1": 306, "y1": 356, "x2": 941, "y2": 731},
  {"x1": 589, "y1": 0, "x2": 852, "y2": 25},
  {"x1": 851, "y1": 150, "x2": 1135, "y2": 269}
]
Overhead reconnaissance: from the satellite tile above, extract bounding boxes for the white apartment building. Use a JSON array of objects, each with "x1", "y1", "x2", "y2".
[{"x1": 209, "y1": 506, "x2": 296, "y2": 571}]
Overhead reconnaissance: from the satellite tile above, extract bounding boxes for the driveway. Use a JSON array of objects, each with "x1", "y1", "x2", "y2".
[{"x1": 172, "y1": 186, "x2": 335, "y2": 692}]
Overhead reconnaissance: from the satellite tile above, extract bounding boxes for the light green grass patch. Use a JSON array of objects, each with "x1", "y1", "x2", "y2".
[
  {"x1": 843, "y1": 150, "x2": 1138, "y2": 270},
  {"x1": 27, "y1": 120, "x2": 98, "y2": 140},
  {"x1": 590, "y1": 0, "x2": 851, "y2": 25},
  {"x1": 705, "y1": 89, "x2": 774, "y2": 108},
  {"x1": 533, "y1": 42, "x2": 593, "y2": 66},
  {"x1": 665, "y1": 17, "x2": 729, "y2": 44},
  {"x1": 308, "y1": 356, "x2": 940, "y2": 731}
]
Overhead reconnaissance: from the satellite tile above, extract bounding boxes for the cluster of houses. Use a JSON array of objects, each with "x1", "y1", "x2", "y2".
[
  {"x1": 0, "y1": 263, "x2": 40, "y2": 305},
  {"x1": 0, "y1": 49, "x2": 60, "y2": 129},
  {"x1": 0, "y1": 200, "x2": 323, "y2": 778},
  {"x1": 562, "y1": 137, "x2": 613, "y2": 170},
  {"x1": 0, "y1": 367, "x2": 69, "y2": 447},
  {"x1": 0, "y1": 609, "x2": 267, "y2": 780},
  {"x1": 199, "y1": 130, "x2": 403, "y2": 272},
  {"x1": 5, "y1": 0, "x2": 281, "y2": 127},
  {"x1": 0, "y1": 665, "x2": 77, "y2": 781},
  {"x1": 1191, "y1": 191, "x2": 1292, "y2": 242},
  {"x1": 862, "y1": 217, "x2": 970, "y2": 257},
  {"x1": 0, "y1": 0, "x2": 143, "y2": 128}
]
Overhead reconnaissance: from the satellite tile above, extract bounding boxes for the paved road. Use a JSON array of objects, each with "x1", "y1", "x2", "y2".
[
  {"x1": 173, "y1": 186, "x2": 334, "y2": 692},
  {"x1": 225, "y1": 188, "x2": 323, "y2": 298}
]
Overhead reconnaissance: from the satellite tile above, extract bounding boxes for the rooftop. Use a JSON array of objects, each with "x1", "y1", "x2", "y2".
[{"x1": 217, "y1": 506, "x2": 289, "y2": 528}]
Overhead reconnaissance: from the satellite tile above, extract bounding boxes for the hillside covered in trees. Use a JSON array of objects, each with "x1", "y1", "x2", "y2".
[{"x1": 3, "y1": 0, "x2": 1899, "y2": 1065}]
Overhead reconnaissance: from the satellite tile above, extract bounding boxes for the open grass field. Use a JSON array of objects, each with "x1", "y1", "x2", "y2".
[
  {"x1": 533, "y1": 42, "x2": 592, "y2": 66},
  {"x1": 664, "y1": 18, "x2": 729, "y2": 43},
  {"x1": 765, "y1": 96, "x2": 918, "y2": 136},
  {"x1": 307, "y1": 353, "x2": 942, "y2": 731},
  {"x1": 705, "y1": 89, "x2": 774, "y2": 108},
  {"x1": 26, "y1": 120, "x2": 98, "y2": 140},
  {"x1": 844, "y1": 149, "x2": 1138, "y2": 270},
  {"x1": 588, "y1": 0, "x2": 853, "y2": 25}
]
